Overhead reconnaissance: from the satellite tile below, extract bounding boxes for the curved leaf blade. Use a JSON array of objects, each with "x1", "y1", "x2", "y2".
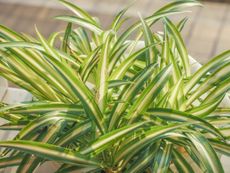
[{"x1": 0, "y1": 140, "x2": 100, "y2": 167}]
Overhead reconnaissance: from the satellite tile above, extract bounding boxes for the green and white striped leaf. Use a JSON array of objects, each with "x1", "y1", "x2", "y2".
[
  {"x1": 108, "y1": 64, "x2": 157, "y2": 130},
  {"x1": 172, "y1": 149, "x2": 194, "y2": 173},
  {"x1": 16, "y1": 112, "x2": 82, "y2": 139},
  {"x1": 55, "y1": 120, "x2": 91, "y2": 146},
  {"x1": 152, "y1": 141, "x2": 173, "y2": 173},
  {"x1": 62, "y1": 22, "x2": 72, "y2": 52},
  {"x1": 111, "y1": 6, "x2": 129, "y2": 32},
  {"x1": 109, "y1": 45, "x2": 157, "y2": 80},
  {"x1": 96, "y1": 33, "x2": 113, "y2": 112},
  {"x1": 55, "y1": 16, "x2": 102, "y2": 35},
  {"x1": 186, "y1": 133, "x2": 224, "y2": 173},
  {"x1": 124, "y1": 144, "x2": 160, "y2": 173},
  {"x1": 36, "y1": 29, "x2": 106, "y2": 133},
  {"x1": 16, "y1": 120, "x2": 65, "y2": 173},
  {"x1": 111, "y1": 0, "x2": 201, "y2": 55},
  {"x1": 164, "y1": 18, "x2": 190, "y2": 77},
  {"x1": 147, "y1": 108, "x2": 224, "y2": 139},
  {"x1": 115, "y1": 123, "x2": 188, "y2": 163},
  {"x1": 0, "y1": 101, "x2": 84, "y2": 115},
  {"x1": 80, "y1": 121, "x2": 147, "y2": 155},
  {"x1": 0, "y1": 140, "x2": 100, "y2": 167},
  {"x1": 126, "y1": 65, "x2": 172, "y2": 124},
  {"x1": 139, "y1": 14, "x2": 157, "y2": 65},
  {"x1": 209, "y1": 139, "x2": 230, "y2": 156},
  {"x1": 184, "y1": 50, "x2": 230, "y2": 94},
  {"x1": 59, "y1": 0, "x2": 100, "y2": 26}
]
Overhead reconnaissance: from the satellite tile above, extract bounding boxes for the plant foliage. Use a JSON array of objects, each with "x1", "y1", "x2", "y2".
[{"x1": 0, "y1": 0, "x2": 229, "y2": 172}]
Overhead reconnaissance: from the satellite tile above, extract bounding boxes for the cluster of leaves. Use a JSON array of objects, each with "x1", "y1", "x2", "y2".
[{"x1": 0, "y1": 0, "x2": 229, "y2": 172}]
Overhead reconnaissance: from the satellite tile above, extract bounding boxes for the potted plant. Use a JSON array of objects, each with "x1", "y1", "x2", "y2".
[{"x1": 0, "y1": 0, "x2": 229, "y2": 172}]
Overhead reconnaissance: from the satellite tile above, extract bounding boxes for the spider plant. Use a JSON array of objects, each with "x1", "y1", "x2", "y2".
[{"x1": 0, "y1": 0, "x2": 229, "y2": 172}]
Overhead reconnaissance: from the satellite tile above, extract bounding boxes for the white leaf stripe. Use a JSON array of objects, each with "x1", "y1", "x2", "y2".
[
  {"x1": 0, "y1": 102, "x2": 84, "y2": 115},
  {"x1": 172, "y1": 149, "x2": 194, "y2": 173},
  {"x1": 126, "y1": 65, "x2": 172, "y2": 124},
  {"x1": 108, "y1": 64, "x2": 157, "y2": 130},
  {"x1": 109, "y1": 44, "x2": 158, "y2": 80},
  {"x1": 97, "y1": 33, "x2": 113, "y2": 112},
  {"x1": 59, "y1": 0, "x2": 100, "y2": 26},
  {"x1": 184, "y1": 50, "x2": 230, "y2": 94},
  {"x1": 0, "y1": 140, "x2": 100, "y2": 166},
  {"x1": 80, "y1": 122, "x2": 147, "y2": 155},
  {"x1": 152, "y1": 142, "x2": 172, "y2": 173},
  {"x1": 55, "y1": 16, "x2": 103, "y2": 34},
  {"x1": 55, "y1": 121, "x2": 91, "y2": 146},
  {"x1": 111, "y1": 0, "x2": 201, "y2": 55},
  {"x1": 186, "y1": 133, "x2": 224, "y2": 173},
  {"x1": 115, "y1": 123, "x2": 187, "y2": 163},
  {"x1": 164, "y1": 18, "x2": 190, "y2": 77},
  {"x1": 139, "y1": 15, "x2": 156, "y2": 65},
  {"x1": 17, "y1": 113, "x2": 83, "y2": 139},
  {"x1": 36, "y1": 30, "x2": 106, "y2": 133},
  {"x1": 147, "y1": 108, "x2": 224, "y2": 139}
]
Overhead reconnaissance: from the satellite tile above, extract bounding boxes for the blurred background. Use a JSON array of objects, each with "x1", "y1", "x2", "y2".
[{"x1": 0, "y1": 0, "x2": 229, "y2": 64}]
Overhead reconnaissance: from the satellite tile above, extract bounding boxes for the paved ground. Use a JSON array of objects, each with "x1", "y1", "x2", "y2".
[{"x1": 0, "y1": 0, "x2": 229, "y2": 64}]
